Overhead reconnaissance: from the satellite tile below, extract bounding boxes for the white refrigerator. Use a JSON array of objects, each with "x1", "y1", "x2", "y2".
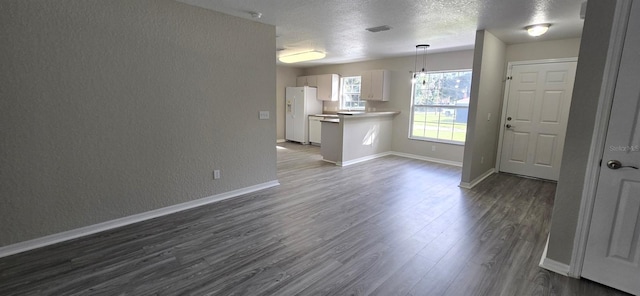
[{"x1": 285, "y1": 86, "x2": 322, "y2": 144}]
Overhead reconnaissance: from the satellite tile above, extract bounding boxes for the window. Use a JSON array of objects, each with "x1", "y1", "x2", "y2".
[
  {"x1": 340, "y1": 76, "x2": 364, "y2": 110},
  {"x1": 409, "y1": 70, "x2": 472, "y2": 144}
]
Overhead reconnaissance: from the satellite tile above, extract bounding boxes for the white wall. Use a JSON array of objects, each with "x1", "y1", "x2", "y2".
[
  {"x1": 0, "y1": 0, "x2": 276, "y2": 246},
  {"x1": 303, "y1": 51, "x2": 474, "y2": 163}
]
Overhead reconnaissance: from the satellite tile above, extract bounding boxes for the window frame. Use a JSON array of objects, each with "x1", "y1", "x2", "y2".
[
  {"x1": 339, "y1": 76, "x2": 365, "y2": 111},
  {"x1": 408, "y1": 69, "x2": 472, "y2": 145}
]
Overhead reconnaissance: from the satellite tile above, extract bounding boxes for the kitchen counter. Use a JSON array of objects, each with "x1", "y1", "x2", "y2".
[
  {"x1": 320, "y1": 111, "x2": 400, "y2": 166},
  {"x1": 336, "y1": 111, "x2": 400, "y2": 117}
]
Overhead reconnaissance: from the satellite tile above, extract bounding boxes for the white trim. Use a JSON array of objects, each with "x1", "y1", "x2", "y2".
[
  {"x1": 495, "y1": 57, "x2": 579, "y2": 173},
  {"x1": 326, "y1": 151, "x2": 463, "y2": 168},
  {"x1": 276, "y1": 139, "x2": 286, "y2": 143},
  {"x1": 538, "y1": 251, "x2": 569, "y2": 276},
  {"x1": 506, "y1": 57, "x2": 579, "y2": 67},
  {"x1": 391, "y1": 151, "x2": 463, "y2": 167},
  {"x1": 0, "y1": 180, "x2": 280, "y2": 259},
  {"x1": 540, "y1": 235, "x2": 570, "y2": 276},
  {"x1": 540, "y1": 258, "x2": 570, "y2": 276},
  {"x1": 540, "y1": 239, "x2": 571, "y2": 276},
  {"x1": 538, "y1": 235, "x2": 569, "y2": 276},
  {"x1": 459, "y1": 168, "x2": 495, "y2": 189},
  {"x1": 569, "y1": 0, "x2": 632, "y2": 278},
  {"x1": 337, "y1": 152, "x2": 392, "y2": 166},
  {"x1": 321, "y1": 159, "x2": 337, "y2": 165}
]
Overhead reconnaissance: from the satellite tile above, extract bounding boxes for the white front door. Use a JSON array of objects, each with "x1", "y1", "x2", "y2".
[
  {"x1": 499, "y1": 60, "x2": 577, "y2": 180},
  {"x1": 582, "y1": 1, "x2": 640, "y2": 294}
]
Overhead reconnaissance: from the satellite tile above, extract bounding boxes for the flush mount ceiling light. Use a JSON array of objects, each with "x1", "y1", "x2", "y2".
[
  {"x1": 526, "y1": 24, "x2": 551, "y2": 37},
  {"x1": 365, "y1": 25, "x2": 392, "y2": 33},
  {"x1": 278, "y1": 50, "x2": 326, "y2": 63},
  {"x1": 411, "y1": 44, "x2": 430, "y2": 85}
]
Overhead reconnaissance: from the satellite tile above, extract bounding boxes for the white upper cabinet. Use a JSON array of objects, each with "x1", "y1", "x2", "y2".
[
  {"x1": 296, "y1": 74, "x2": 339, "y2": 101},
  {"x1": 360, "y1": 70, "x2": 390, "y2": 101},
  {"x1": 315, "y1": 74, "x2": 339, "y2": 101},
  {"x1": 296, "y1": 75, "x2": 317, "y2": 87}
]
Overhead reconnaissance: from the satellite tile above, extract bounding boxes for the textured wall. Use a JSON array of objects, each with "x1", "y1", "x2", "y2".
[
  {"x1": 546, "y1": 0, "x2": 618, "y2": 265},
  {"x1": 0, "y1": 0, "x2": 276, "y2": 246},
  {"x1": 506, "y1": 38, "x2": 581, "y2": 63},
  {"x1": 461, "y1": 30, "x2": 507, "y2": 184}
]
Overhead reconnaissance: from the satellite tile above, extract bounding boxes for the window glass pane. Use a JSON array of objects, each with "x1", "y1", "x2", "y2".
[
  {"x1": 340, "y1": 76, "x2": 364, "y2": 110},
  {"x1": 409, "y1": 70, "x2": 471, "y2": 143}
]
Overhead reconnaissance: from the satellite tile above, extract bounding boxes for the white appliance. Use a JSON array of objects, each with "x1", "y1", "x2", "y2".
[
  {"x1": 308, "y1": 115, "x2": 323, "y2": 145},
  {"x1": 286, "y1": 86, "x2": 322, "y2": 144}
]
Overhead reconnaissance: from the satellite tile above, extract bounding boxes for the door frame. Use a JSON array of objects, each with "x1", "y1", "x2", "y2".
[
  {"x1": 569, "y1": 0, "x2": 632, "y2": 278},
  {"x1": 495, "y1": 57, "x2": 578, "y2": 177}
]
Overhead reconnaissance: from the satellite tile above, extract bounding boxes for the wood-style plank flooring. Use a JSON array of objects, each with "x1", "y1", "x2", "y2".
[{"x1": 0, "y1": 142, "x2": 631, "y2": 295}]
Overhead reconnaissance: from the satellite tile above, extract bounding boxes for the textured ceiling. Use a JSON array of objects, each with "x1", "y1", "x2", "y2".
[{"x1": 176, "y1": 0, "x2": 585, "y2": 66}]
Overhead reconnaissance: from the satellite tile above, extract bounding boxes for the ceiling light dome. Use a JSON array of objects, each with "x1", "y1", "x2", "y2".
[
  {"x1": 278, "y1": 50, "x2": 326, "y2": 63},
  {"x1": 526, "y1": 24, "x2": 551, "y2": 37}
]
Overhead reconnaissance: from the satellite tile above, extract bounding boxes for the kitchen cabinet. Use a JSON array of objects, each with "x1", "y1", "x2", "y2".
[
  {"x1": 296, "y1": 75, "x2": 317, "y2": 87},
  {"x1": 360, "y1": 69, "x2": 390, "y2": 101},
  {"x1": 297, "y1": 74, "x2": 339, "y2": 101},
  {"x1": 315, "y1": 74, "x2": 339, "y2": 101}
]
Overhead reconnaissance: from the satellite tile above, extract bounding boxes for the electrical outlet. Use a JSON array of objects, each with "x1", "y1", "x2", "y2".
[
  {"x1": 259, "y1": 111, "x2": 269, "y2": 120},
  {"x1": 481, "y1": 156, "x2": 484, "y2": 164},
  {"x1": 487, "y1": 113, "x2": 491, "y2": 121},
  {"x1": 431, "y1": 146, "x2": 436, "y2": 152},
  {"x1": 213, "y1": 170, "x2": 221, "y2": 179}
]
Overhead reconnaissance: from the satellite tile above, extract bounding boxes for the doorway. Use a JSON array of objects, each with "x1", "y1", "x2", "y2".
[{"x1": 497, "y1": 59, "x2": 577, "y2": 181}]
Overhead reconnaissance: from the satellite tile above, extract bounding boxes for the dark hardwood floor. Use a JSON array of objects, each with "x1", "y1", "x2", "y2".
[{"x1": 0, "y1": 142, "x2": 631, "y2": 295}]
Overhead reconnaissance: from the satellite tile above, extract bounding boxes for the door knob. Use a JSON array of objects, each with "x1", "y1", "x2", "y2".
[
  {"x1": 607, "y1": 160, "x2": 639, "y2": 170},
  {"x1": 507, "y1": 117, "x2": 512, "y2": 121},
  {"x1": 506, "y1": 124, "x2": 513, "y2": 129}
]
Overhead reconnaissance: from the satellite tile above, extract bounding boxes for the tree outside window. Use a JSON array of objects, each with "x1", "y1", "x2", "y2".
[{"x1": 410, "y1": 70, "x2": 472, "y2": 143}]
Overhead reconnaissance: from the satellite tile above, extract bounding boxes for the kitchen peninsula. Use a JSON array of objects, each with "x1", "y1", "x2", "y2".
[{"x1": 320, "y1": 111, "x2": 399, "y2": 166}]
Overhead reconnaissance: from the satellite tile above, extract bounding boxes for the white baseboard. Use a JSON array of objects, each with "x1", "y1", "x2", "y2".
[
  {"x1": 0, "y1": 180, "x2": 280, "y2": 259},
  {"x1": 276, "y1": 139, "x2": 286, "y2": 143},
  {"x1": 338, "y1": 152, "x2": 392, "y2": 166},
  {"x1": 390, "y1": 151, "x2": 463, "y2": 167},
  {"x1": 459, "y1": 168, "x2": 495, "y2": 189},
  {"x1": 331, "y1": 151, "x2": 463, "y2": 168},
  {"x1": 539, "y1": 235, "x2": 570, "y2": 276},
  {"x1": 540, "y1": 257, "x2": 571, "y2": 276},
  {"x1": 321, "y1": 159, "x2": 337, "y2": 165}
]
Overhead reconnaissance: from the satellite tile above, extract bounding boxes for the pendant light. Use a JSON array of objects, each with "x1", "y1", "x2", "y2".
[{"x1": 411, "y1": 44, "x2": 430, "y2": 85}]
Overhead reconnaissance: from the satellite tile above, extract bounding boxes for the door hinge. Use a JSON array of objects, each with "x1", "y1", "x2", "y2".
[{"x1": 599, "y1": 159, "x2": 602, "y2": 167}]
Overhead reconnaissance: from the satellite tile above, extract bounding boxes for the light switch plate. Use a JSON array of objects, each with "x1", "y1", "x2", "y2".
[{"x1": 259, "y1": 111, "x2": 269, "y2": 120}]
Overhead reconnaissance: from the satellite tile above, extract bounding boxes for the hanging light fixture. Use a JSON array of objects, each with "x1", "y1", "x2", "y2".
[{"x1": 411, "y1": 44, "x2": 430, "y2": 85}]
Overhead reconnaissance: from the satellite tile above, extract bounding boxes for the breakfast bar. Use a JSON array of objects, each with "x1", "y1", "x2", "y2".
[{"x1": 320, "y1": 111, "x2": 399, "y2": 166}]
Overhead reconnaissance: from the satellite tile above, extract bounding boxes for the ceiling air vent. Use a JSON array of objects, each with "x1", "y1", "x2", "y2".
[{"x1": 365, "y1": 25, "x2": 392, "y2": 33}]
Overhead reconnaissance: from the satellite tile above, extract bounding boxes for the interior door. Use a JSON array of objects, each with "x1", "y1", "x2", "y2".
[
  {"x1": 582, "y1": 2, "x2": 640, "y2": 294},
  {"x1": 499, "y1": 61, "x2": 577, "y2": 180}
]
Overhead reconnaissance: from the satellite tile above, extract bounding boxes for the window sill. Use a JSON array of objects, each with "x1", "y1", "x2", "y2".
[{"x1": 408, "y1": 136, "x2": 465, "y2": 146}]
